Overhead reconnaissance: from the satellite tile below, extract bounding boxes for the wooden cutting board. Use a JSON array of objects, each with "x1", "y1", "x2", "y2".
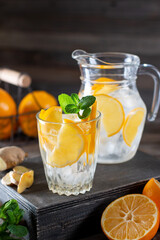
[{"x1": 0, "y1": 151, "x2": 160, "y2": 240}]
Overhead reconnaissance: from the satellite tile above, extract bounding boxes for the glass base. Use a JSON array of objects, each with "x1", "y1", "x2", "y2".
[
  {"x1": 49, "y1": 181, "x2": 93, "y2": 196},
  {"x1": 98, "y1": 152, "x2": 136, "y2": 164}
]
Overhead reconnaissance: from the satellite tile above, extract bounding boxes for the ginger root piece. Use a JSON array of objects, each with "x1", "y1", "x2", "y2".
[
  {"x1": 17, "y1": 170, "x2": 34, "y2": 194},
  {"x1": 0, "y1": 146, "x2": 26, "y2": 171},
  {"x1": 1, "y1": 165, "x2": 34, "y2": 194},
  {"x1": 1, "y1": 172, "x2": 12, "y2": 186},
  {"x1": 9, "y1": 171, "x2": 21, "y2": 185},
  {"x1": 13, "y1": 166, "x2": 30, "y2": 175}
]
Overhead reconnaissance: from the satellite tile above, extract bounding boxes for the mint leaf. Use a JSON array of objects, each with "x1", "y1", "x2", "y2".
[
  {"x1": 78, "y1": 108, "x2": 91, "y2": 119},
  {"x1": 14, "y1": 209, "x2": 24, "y2": 224},
  {"x1": 0, "y1": 200, "x2": 18, "y2": 220},
  {"x1": 3, "y1": 200, "x2": 18, "y2": 213},
  {"x1": 0, "y1": 209, "x2": 7, "y2": 220},
  {"x1": 58, "y1": 94, "x2": 74, "y2": 113},
  {"x1": 71, "y1": 93, "x2": 80, "y2": 105},
  {"x1": 6, "y1": 210, "x2": 16, "y2": 224},
  {"x1": 65, "y1": 104, "x2": 79, "y2": 113},
  {"x1": 78, "y1": 96, "x2": 96, "y2": 110},
  {"x1": 7, "y1": 224, "x2": 28, "y2": 238}
]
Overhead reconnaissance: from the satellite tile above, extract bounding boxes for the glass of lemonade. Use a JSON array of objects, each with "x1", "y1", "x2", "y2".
[{"x1": 36, "y1": 108, "x2": 101, "y2": 196}]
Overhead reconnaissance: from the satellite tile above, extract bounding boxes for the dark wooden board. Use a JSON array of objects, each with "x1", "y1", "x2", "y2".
[{"x1": 0, "y1": 151, "x2": 160, "y2": 239}]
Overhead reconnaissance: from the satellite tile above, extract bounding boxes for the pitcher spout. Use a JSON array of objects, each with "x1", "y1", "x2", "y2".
[
  {"x1": 72, "y1": 49, "x2": 90, "y2": 64},
  {"x1": 72, "y1": 49, "x2": 112, "y2": 66}
]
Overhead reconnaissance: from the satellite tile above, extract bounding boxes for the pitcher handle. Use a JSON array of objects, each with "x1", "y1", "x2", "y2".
[{"x1": 138, "y1": 64, "x2": 160, "y2": 121}]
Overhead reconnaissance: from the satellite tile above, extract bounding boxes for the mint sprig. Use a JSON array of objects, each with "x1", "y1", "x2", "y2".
[
  {"x1": 58, "y1": 93, "x2": 96, "y2": 119},
  {"x1": 0, "y1": 199, "x2": 28, "y2": 239}
]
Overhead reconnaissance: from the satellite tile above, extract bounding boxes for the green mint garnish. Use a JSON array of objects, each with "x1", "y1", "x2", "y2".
[
  {"x1": 78, "y1": 108, "x2": 91, "y2": 119},
  {"x1": 0, "y1": 199, "x2": 28, "y2": 239},
  {"x1": 71, "y1": 93, "x2": 80, "y2": 105},
  {"x1": 65, "y1": 104, "x2": 79, "y2": 113},
  {"x1": 78, "y1": 96, "x2": 96, "y2": 109},
  {"x1": 58, "y1": 93, "x2": 96, "y2": 119},
  {"x1": 58, "y1": 94, "x2": 75, "y2": 113}
]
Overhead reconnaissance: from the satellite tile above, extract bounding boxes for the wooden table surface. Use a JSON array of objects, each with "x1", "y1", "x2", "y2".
[{"x1": 0, "y1": 109, "x2": 159, "y2": 240}]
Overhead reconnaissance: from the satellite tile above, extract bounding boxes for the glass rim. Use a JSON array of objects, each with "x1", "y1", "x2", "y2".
[
  {"x1": 36, "y1": 110, "x2": 101, "y2": 125},
  {"x1": 73, "y1": 51, "x2": 140, "y2": 69}
]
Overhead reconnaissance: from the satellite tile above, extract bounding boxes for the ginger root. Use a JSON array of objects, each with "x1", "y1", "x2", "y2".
[
  {"x1": 1, "y1": 172, "x2": 12, "y2": 186},
  {"x1": 17, "y1": 170, "x2": 34, "y2": 194},
  {"x1": 1, "y1": 165, "x2": 34, "y2": 194},
  {"x1": 13, "y1": 166, "x2": 30, "y2": 175},
  {"x1": 0, "y1": 146, "x2": 27, "y2": 171},
  {"x1": 10, "y1": 171, "x2": 21, "y2": 185}
]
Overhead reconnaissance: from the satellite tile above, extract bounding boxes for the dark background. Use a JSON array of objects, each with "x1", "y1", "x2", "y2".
[{"x1": 0, "y1": 0, "x2": 160, "y2": 118}]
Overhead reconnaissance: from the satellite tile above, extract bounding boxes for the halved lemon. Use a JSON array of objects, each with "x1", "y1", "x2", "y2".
[
  {"x1": 123, "y1": 107, "x2": 145, "y2": 147},
  {"x1": 101, "y1": 194, "x2": 159, "y2": 240},
  {"x1": 95, "y1": 94, "x2": 125, "y2": 137},
  {"x1": 48, "y1": 119, "x2": 85, "y2": 168}
]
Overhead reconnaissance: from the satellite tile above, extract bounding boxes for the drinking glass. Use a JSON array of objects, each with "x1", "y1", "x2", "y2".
[{"x1": 37, "y1": 112, "x2": 101, "y2": 196}]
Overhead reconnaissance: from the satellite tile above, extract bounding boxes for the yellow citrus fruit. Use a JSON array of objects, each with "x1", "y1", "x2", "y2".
[
  {"x1": 143, "y1": 178, "x2": 160, "y2": 222},
  {"x1": 0, "y1": 88, "x2": 17, "y2": 140},
  {"x1": 101, "y1": 194, "x2": 159, "y2": 240},
  {"x1": 92, "y1": 78, "x2": 118, "y2": 95},
  {"x1": 38, "y1": 106, "x2": 62, "y2": 151},
  {"x1": 95, "y1": 94, "x2": 125, "y2": 137},
  {"x1": 18, "y1": 91, "x2": 58, "y2": 137},
  {"x1": 78, "y1": 101, "x2": 98, "y2": 165},
  {"x1": 40, "y1": 106, "x2": 62, "y2": 122},
  {"x1": 48, "y1": 118, "x2": 85, "y2": 168},
  {"x1": 123, "y1": 107, "x2": 145, "y2": 147},
  {"x1": 80, "y1": 101, "x2": 97, "y2": 157},
  {"x1": 87, "y1": 101, "x2": 97, "y2": 154}
]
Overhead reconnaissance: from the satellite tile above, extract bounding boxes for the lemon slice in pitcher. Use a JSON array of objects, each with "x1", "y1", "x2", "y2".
[
  {"x1": 92, "y1": 77, "x2": 118, "y2": 95},
  {"x1": 123, "y1": 107, "x2": 145, "y2": 147},
  {"x1": 95, "y1": 94, "x2": 125, "y2": 137},
  {"x1": 48, "y1": 119, "x2": 85, "y2": 168}
]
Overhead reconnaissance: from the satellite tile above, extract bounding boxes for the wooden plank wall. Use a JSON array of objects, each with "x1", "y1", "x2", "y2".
[{"x1": 0, "y1": 0, "x2": 160, "y2": 89}]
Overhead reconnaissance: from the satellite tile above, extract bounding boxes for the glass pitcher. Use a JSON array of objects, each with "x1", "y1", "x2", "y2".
[{"x1": 72, "y1": 50, "x2": 160, "y2": 164}]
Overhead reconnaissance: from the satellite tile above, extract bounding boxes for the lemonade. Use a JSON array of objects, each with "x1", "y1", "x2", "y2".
[
  {"x1": 71, "y1": 50, "x2": 159, "y2": 164},
  {"x1": 80, "y1": 81, "x2": 147, "y2": 163},
  {"x1": 37, "y1": 95, "x2": 101, "y2": 196}
]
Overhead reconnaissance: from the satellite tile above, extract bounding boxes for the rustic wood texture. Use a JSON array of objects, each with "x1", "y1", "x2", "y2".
[{"x1": 0, "y1": 0, "x2": 160, "y2": 86}]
